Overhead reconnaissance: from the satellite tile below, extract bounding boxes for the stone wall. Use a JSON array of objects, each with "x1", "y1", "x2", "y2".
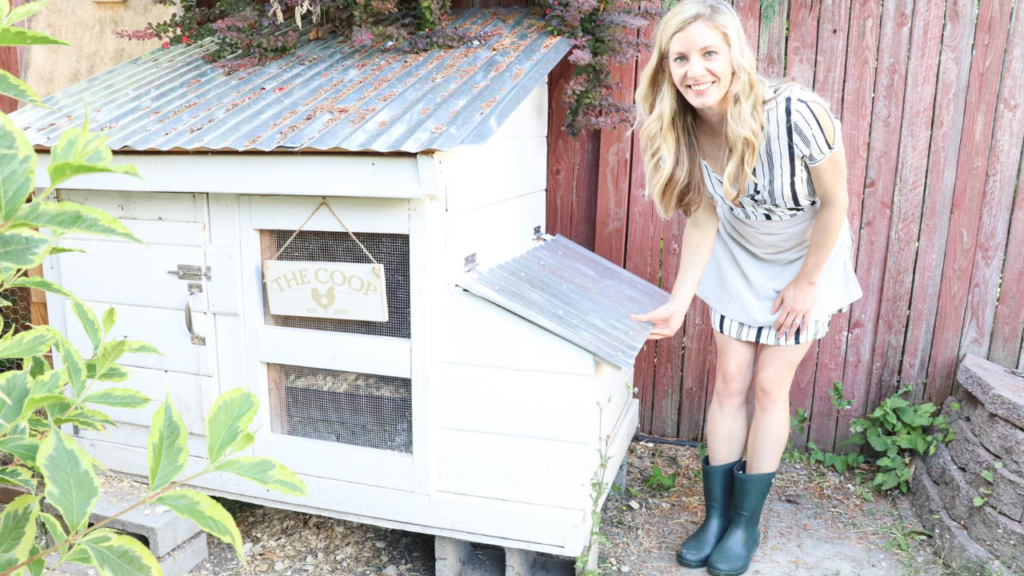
[{"x1": 911, "y1": 354, "x2": 1024, "y2": 574}]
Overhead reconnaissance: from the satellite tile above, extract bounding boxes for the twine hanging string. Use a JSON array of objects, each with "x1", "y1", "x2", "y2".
[{"x1": 262, "y1": 198, "x2": 383, "y2": 282}]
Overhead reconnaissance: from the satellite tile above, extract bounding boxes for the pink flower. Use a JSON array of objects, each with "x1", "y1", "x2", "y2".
[{"x1": 162, "y1": 41, "x2": 169, "y2": 49}]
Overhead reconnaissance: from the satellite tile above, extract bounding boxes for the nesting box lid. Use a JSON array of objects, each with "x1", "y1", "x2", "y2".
[
  {"x1": 10, "y1": 9, "x2": 570, "y2": 154},
  {"x1": 457, "y1": 235, "x2": 671, "y2": 371}
]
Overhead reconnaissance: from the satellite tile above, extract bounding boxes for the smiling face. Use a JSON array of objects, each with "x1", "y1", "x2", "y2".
[{"x1": 665, "y1": 20, "x2": 734, "y2": 115}]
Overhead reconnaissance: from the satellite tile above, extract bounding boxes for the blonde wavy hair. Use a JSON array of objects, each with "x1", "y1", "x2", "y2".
[{"x1": 634, "y1": 0, "x2": 770, "y2": 218}]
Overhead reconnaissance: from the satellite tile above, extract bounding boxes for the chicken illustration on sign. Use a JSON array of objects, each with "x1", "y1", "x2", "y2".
[{"x1": 264, "y1": 260, "x2": 389, "y2": 322}]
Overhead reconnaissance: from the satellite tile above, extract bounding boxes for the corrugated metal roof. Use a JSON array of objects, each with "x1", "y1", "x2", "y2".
[
  {"x1": 457, "y1": 235, "x2": 671, "y2": 371},
  {"x1": 10, "y1": 8, "x2": 569, "y2": 154}
]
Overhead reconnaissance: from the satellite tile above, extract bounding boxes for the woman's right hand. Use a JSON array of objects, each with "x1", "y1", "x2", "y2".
[{"x1": 630, "y1": 301, "x2": 687, "y2": 340}]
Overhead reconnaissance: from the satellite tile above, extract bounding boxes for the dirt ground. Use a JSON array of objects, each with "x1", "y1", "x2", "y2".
[{"x1": 181, "y1": 441, "x2": 983, "y2": 576}]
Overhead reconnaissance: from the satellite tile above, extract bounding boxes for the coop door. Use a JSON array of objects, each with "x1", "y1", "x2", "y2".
[
  {"x1": 45, "y1": 190, "x2": 217, "y2": 452},
  {"x1": 245, "y1": 196, "x2": 415, "y2": 489}
]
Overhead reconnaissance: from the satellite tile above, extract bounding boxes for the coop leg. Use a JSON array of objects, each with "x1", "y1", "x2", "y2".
[
  {"x1": 504, "y1": 547, "x2": 536, "y2": 576},
  {"x1": 435, "y1": 536, "x2": 472, "y2": 576},
  {"x1": 612, "y1": 452, "x2": 628, "y2": 493}
]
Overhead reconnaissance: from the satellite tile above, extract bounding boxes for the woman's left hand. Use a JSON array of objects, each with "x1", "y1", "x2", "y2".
[{"x1": 771, "y1": 275, "x2": 817, "y2": 338}]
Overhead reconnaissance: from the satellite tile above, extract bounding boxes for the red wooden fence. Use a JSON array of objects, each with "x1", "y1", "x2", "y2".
[
  {"x1": 6, "y1": 0, "x2": 1021, "y2": 451},
  {"x1": 534, "y1": 0, "x2": 1022, "y2": 451}
]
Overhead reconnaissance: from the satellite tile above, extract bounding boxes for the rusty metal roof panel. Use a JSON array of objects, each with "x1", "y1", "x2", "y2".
[
  {"x1": 10, "y1": 8, "x2": 570, "y2": 154},
  {"x1": 457, "y1": 235, "x2": 671, "y2": 371}
]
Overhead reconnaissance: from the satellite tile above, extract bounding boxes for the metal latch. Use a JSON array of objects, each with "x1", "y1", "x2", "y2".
[
  {"x1": 167, "y1": 264, "x2": 212, "y2": 282},
  {"x1": 464, "y1": 253, "x2": 478, "y2": 272}
]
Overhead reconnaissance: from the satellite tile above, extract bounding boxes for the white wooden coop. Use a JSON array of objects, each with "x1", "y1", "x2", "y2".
[{"x1": 12, "y1": 8, "x2": 667, "y2": 567}]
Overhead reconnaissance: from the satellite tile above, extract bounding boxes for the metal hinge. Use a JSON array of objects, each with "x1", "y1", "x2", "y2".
[
  {"x1": 464, "y1": 253, "x2": 478, "y2": 272},
  {"x1": 167, "y1": 264, "x2": 212, "y2": 282}
]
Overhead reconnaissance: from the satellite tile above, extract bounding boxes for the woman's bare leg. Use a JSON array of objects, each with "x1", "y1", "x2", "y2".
[
  {"x1": 705, "y1": 331, "x2": 758, "y2": 465},
  {"x1": 746, "y1": 341, "x2": 813, "y2": 473}
]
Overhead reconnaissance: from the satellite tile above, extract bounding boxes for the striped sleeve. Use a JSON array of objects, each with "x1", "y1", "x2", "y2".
[{"x1": 791, "y1": 88, "x2": 842, "y2": 166}]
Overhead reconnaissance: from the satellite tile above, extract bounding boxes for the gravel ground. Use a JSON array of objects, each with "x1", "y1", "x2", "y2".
[{"x1": 171, "y1": 441, "x2": 982, "y2": 576}]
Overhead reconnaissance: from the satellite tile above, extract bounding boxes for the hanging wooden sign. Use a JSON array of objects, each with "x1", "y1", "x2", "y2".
[{"x1": 264, "y1": 260, "x2": 388, "y2": 321}]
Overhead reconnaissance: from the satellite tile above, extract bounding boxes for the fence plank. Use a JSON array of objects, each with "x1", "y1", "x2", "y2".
[
  {"x1": 901, "y1": 0, "x2": 977, "y2": 403},
  {"x1": 958, "y1": 0, "x2": 1024, "y2": 368},
  {"x1": 843, "y1": 0, "x2": 925, "y2": 412},
  {"x1": 571, "y1": 130, "x2": 601, "y2": 251},
  {"x1": 810, "y1": 0, "x2": 881, "y2": 450},
  {"x1": 805, "y1": 0, "x2": 853, "y2": 449},
  {"x1": 653, "y1": 215, "x2": 685, "y2": 437},
  {"x1": 625, "y1": 25, "x2": 659, "y2": 433},
  {"x1": 990, "y1": 151, "x2": 1024, "y2": 368},
  {"x1": 547, "y1": 58, "x2": 575, "y2": 239},
  {"x1": 786, "y1": 0, "x2": 820, "y2": 88},
  {"x1": 594, "y1": 43, "x2": 639, "y2": 267},
  {"x1": 779, "y1": 0, "x2": 821, "y2": 448},
  {"x1": 866, "y1": 1, "x2": 946, "y2": 408},
  {"x1": 842, "y1": 0, "x2": 914, "y2": 433},
  {"x1": 757, "y1": 0, "x2": 788, "y2": 78},
  {"x1": 924, "y1": 0, "x2": 1015, "y2": 405},
  {"x1": 734, "y1": 0, "x2": 761, "y2": 49}
]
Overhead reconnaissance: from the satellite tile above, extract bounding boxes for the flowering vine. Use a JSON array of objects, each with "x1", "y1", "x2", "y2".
[{"x1": 121, "y1": 0, "x2": 665, "y2": 135}]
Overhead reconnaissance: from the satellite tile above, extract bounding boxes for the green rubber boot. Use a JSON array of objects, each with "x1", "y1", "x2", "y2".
[
  {"x1": 676, "y1": 456, "x2": 741, "y2": 568},
  {"x1": 706, "y1": 461, "x2": 776, "y2": 576}
]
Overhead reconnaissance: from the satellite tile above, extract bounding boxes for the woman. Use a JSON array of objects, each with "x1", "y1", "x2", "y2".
[{"x1": 628, "y1": 1, "x2": 862, "y2": 575}]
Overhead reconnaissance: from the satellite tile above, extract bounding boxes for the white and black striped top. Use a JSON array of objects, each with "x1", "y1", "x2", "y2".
[{"x1": 701, "y1": 84, "x2": 842, "y2": 221}]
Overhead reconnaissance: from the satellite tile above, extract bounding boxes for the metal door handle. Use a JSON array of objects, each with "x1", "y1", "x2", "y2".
[{"x1": 185, "y1": 290, "x2": 205, "y2": 346}]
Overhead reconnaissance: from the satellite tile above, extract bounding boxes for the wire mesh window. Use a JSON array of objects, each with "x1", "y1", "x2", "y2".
[
  {"x1": 1, "y1": 287, "x2": 36, "y2": 372},
  {"x1": 260, "y1": 230, "x2": 410, "y2": 338},
  {"x1": 268, "y1": 363, "x2": 412, "y2": 453}
]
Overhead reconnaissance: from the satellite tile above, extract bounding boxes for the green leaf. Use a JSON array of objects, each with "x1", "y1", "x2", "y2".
[
  {"x1": 0, "y1": 112, "x2": 36, "y2": 221},
  {"x1": 982, "y1": 469, "x2": 994, "y2": 483},
  {"x1": 0, "y1": 0, "x2": 9, "y2": 21},
  {"x1": 973, "y1": 496, "x2": 987, "y2": 507},
  {"x1": 37, "y1": 427, "x2": 101, "y2": 533},
  {"x1": 101, "y1": 307, "x2": 116, "y2": 334},
  {"x1": 156, "y1": 489, "x2": 244, "y2": 562},
  {"x1": 11, "y1": 276, "x2": 73, "y2": 299},
  {"x1": 0, "y1": 231, "x2": 50, "y2": 267},
  {"x1": 77, "y1": 529, "x2": 163, "y2": 576},
  {"x1": 0, "y1": 493, "x2": 40, "y2": 558},
  {"x1": 213, "y1": 457, "x2": 307, "y2": 496},
  {"x1": 84, "y1": 387, "x2": 150, "y2": 409},
  {"x1": 0, "y1": 369, "x2": 31, "y2": 434},
  {"x1": 24, "y1": 393, "x2": 73, "y2": 416},
  {"x1": 0, "y1": 465, "x2": 35, "y2": 492},
  {"x1": 71, "y1": 298, "x2": 102, "y2": 353},
  {"x1": 0, "y1": 434, "x2": 41, "y2": 466},
  {"x1": 94, "y1": 365, "x2": 129, "y2": 382},
  {"x1": 0, "y1": 69, "x2": 44, "y2": 106},
  {"x1": 27, "y1": 355, "x2": 50, "y2": 378},
  {"x1": 16, "y1": 202, "x2": 139, "y2": 243},
  {"x1": 0, "y1": 327, "x2": 57, "y2": 359},
  {"x1": 867, "y1": 434, "x2": 891, "y2": 452},
  {"x1": 148, "y1": 397, "x2": 188, "y2": 492},
  {"x1": 895, "y1": 406, "x2": 918, "y2": 426},
  {"x1": 126, "y1": 341, "x2": 162, "y2": 355},
  {"x1": 47, "y1": 121, "x2": 139, "y2": 190},
  {"x1": 54, "y1": 407, "x2": 115, "y2": 431},
  {"x1": 93, "y1": 339, "x2": 129, "y2": 377},
  {"x1": 949, "y1": 401, "x2": 961, "y2": 411},
  {"x1": 4, "y1": 0, "x2": 51, "y2": 26},
  {"x1": 58, "y1": 338, "x2": 86, "y2": 397},
  {"x1": 0, "y1": 26, "x2": 68, "y2": 46},
  {"x1": 206, "y1": 388, "x2": 258, "y2": 463},
  {"x1": 994, "y1": 461, "x2": 1003, "y2": 469},
  {"x1": 39, "y1": 512, "x2": 68, "y2": 556},
  {"x1": 26, "y1": 543, "x2": 44, "y2": 576},
  {"x1": 31, "y1": 369, "x2": 64, "y2": 395}
]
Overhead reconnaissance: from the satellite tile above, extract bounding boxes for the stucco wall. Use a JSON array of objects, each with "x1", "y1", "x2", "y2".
[{"x1": 23, "y1": 0, "x2": 174, "y2": 98}]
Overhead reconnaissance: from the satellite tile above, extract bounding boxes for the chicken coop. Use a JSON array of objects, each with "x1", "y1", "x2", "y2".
[{"x1": 12, "y1": 8, "x2": 667, "y2": 569}]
